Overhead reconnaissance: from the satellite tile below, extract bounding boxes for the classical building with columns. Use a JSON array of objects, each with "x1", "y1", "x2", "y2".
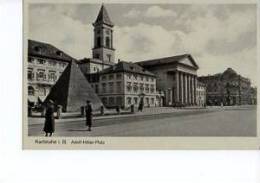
[{"x1": 137, "y1": 54, "x2": 199, "y2": 106}]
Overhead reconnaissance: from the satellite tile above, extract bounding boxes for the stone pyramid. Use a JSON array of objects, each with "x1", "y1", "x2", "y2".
[{"x1": 44, "y1": 60, "x2": 103, "y2": 112}]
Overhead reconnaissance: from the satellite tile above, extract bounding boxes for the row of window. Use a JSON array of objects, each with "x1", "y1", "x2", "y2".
[
  {"x1": 101, "y1": 73, "x2": 122, "y2": 81},
  {"x1": 126, "y1": 97, "x2": 155, "y2": 105},
  {"x1": 28, "y1": 57, "x2": 67, "y2": 68},
  {"x1": 101, "y1": 96, "x2": 155, "y2": 106},
  {"x1": 126, "y1": 82, "x2": 155, "y2": 93},
  {"x1": 101, "y1": 73, "x2": 155, "y2": 82},
  {"x1": 101, "y1": 82, "x2": 122, "y2": 93},
  {"x1": 28, "y1": 86, "x2": 47, "y2": 96},
  {"x1": 127, "y1": 73, "x2": 154, "y2": 82},
  {"x1": 28, "y1": 69, "x2": 61, "y2": 82}
]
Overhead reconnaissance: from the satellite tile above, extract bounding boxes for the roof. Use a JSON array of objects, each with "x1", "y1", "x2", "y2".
[
  {"x1": 93, "y1": 4, "x2": 114, "y2": 27},
  {"x1": 99, "y1": 61, "x2": 155, "y2": 77},
  {"x1": 137, "y1": 54, "x2": 199, "y2": 69},
  {"x1": 78, "y1": 58, "x2": 115, "y2": 66},
  {"x1": 28, "y1": 39, "x2": 74, "y2": 62}
]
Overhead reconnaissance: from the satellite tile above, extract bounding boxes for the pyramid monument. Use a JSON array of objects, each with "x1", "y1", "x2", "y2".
[{"x1": 44, "y1": 60, "x2": 103, "y2": 112}]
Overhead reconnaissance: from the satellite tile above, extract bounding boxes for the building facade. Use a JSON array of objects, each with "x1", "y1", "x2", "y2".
[
  {"x1": 137, "y1": 54, "x2": 199, "y2": 106},
  {"x1": 88, "y1": 61, "x2": 158, "y2": 108},
  {"x1": 196, "y1": 82, "x2": 206, "y2": 107},
  {"x1": 27, "y1": 40, "x2": 72, "y2": 106},
  {"x1": 198, "y1": 68, "x2": 255, "y2": 106}
]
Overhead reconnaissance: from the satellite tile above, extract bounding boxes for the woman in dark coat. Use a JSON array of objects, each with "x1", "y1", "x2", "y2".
[
  {"x1": 43, "y1": 100, "x2": 55, "y2": 136},
  {"x1": 85, "y1": 100, "x2": 93, "y2": 131}
]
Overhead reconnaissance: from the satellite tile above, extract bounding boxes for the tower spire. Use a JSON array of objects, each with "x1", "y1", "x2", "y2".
[{"x1": 94, "y1": 4, "x2": 114, "y2": 27}]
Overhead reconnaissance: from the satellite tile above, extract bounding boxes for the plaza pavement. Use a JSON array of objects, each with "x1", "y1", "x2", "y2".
[{"x1": 28, "y1": 105, "x2": 257, "y2": 137}]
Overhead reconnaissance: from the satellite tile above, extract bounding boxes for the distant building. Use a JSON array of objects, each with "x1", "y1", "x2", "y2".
[
  {"x1": 196, "y1": 82, "x2": 206, "y2": 107},
  {"x1": 198, "y1": 68, "x2": 255, "y2": 106},
  {"x1": 88, "y1": 61, "x2": 158, "y2": 108},
  {"x1": 27, "y1": 40, "x2": 72, "y2": 106},
  {"x1": 137, "y1": 54, "x2": 199, "y2": 106}
]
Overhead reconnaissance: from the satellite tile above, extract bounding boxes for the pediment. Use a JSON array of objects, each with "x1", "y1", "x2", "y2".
[{"x1": 179, "y1": 58, "x2": 196, "y2": 68}]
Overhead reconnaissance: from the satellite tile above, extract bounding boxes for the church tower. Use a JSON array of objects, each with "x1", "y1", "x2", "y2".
[{"x1": 92, "y1": 4, "x2": 115, "y2": 63}]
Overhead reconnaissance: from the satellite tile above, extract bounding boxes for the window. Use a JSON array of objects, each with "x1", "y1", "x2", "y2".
[
  {"x1": 101, "y1": 75, "x2": 106, "y2": 81},
  {"x1": 28, "y1": 86, "x2": 34, "y2": 96},
  {"x1": 140, "y1": 83, "x2": 144, "y2": 92},
  {"x1": 38, "y1": 87, "x2": 46, "y2": 96},
  {"x1": 28, "y1": 69, "x2": 34, "y2": 80},
  {"x1": 127, "y1": 82, "x2": 132, "y2": 92},
  {"x1": 116, "y1": 82, "x2": 121, "y2": 93},
  {"x1": 146, "y1": 76, "x2": 149, "y2": 82},
  {"x1": 150, "y1": 84, "x2": 155, "y2": 93},
  {"x1": 116, "y1": 97, "x2": 122, "y2": 106},
  {"x1": 106, "y1": 30, "x2": 110, "y2": 35},
  {"x1": 109, "y1": 97, "x2": 115, "y2": 106},
  {"x1": 151, "y1": 98, "x2": 155, "y2": 105},
  {"x1": 145, "y1": 84, "x2": 149, "y2": 93},
  {"x1": 133, "y1": 82, "x2": 138, "y2": 93},
  {"x1": 93, "y1": 67, "x2": 96, "y2": 72},
  {"x1": 97, "y1": 37, "x2": 101, "y2": 47},
  {"x1": 109, "y1": 82, "x2": 114, "y2": 93},
  {"x1": 140, "y1": 75, "x2": 144, "y2": 81},
  {"x1": 116, "y1": 73, "x2": 122, "y2": 79},
  {"x1": 151, "y1": 77, "x2": 154, "y2": 82},
  {"x1": 37, "y1": 69, "x2": 46, "y2": 80},
  {"x1": 127, "y1": 73, "x2": 131, "y2": 79},
  {"x1": 107, "y1": 54, "x2": 111, "y2": 62},
  {"x1": 48, "y1": 71, "x2": 56, "y2": 82},
  {"x1": 109, "y1": 74, "x2": 114, "y2": 80},
  {"x1": 48, "y1": 61, "x2": 57, "y2": 66},
  {"x1": 106, "y1": 37, "x2": 110, "y2": 48},
  {"x1": 37, "y1": 59, "x2": 45, "y2": 64},
  {"x1": 94, "y1": 54, "x2": 100, "y2": 59},
  {"x1": 102, "y1": 83, "x2": 106, "y2": 93},
  {"x1": 127, "y1": 97, "x2": 132, "y2": 105},
  {"x1": 134, "y1": 97, "x2": 138, "y2": 105},
  {"x1": 133, "y1": 74, "x2": 138, "y2": 80},
  {"x1": 146, "y1": 97, "x2": 149, "y2": 105}
]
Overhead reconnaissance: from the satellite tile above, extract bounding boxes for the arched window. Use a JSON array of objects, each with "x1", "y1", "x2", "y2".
[
  {"x1": 106, "y1": 37, "x2": 110, "y2": 48},
  {"x1": 28, "y1": 86, "x2": 34, "y2": 96}
]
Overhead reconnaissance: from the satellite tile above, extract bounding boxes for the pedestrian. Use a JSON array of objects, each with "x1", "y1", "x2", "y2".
[
  {"x1": 138, "y1": 98, "x2": 144, "y2": 112},
  {"x1": 43, "y1": 100, "x2": 55, "y2": 137},
  {"x1": 85, "y1": 100, "x2": 93, "y2": 131}
]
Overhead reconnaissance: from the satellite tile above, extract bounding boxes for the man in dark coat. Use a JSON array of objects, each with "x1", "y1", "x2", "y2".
[
  {"x1": 85, "y1": 100, "x2": 93, "y2": 131},
  {"x1": 43, "y1": 100, "x2": 55, "y2": 136},
  {"x1": 138, "y1": 98, "x2": 144, "y2": 112}
]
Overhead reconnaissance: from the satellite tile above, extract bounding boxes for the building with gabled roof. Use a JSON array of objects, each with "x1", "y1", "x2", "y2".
[
  {"x1": 27, "y1": 40, "x2": 72, "y2": 106},
  {"x1": 87, "y1": 61, "x2": 159, "y2": 108}
]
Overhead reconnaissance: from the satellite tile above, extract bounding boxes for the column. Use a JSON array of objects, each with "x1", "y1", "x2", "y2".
[
  {"x1": 187, "y1": 75, "x2": 190, "y2": 105},
  {"x1": 190, "y1": 75, "x2": 194, "y2": 105},
  {"x1": 184, "y1": 74, "x2": 188, "y2": 104},
  {"x1": 175, "y1": 71, "x2": 179, "y2": 103},
  {"x1": 179, "y1": 72, "x2": 184, "y2": 104},
  {"x1": 194, "y1": 76, "x2": 197, "y2": 105}
]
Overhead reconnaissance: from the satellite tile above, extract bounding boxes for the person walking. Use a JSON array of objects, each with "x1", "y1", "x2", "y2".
[
  {"x1": 85, "y1": 100, "x2": 93, "y2": 131},
  {"x1": 138, "y1": 98, "x2": 144, "y2": 112},
  {"x1": 43, "y1": 100, "x2": 55, "y2": 137}
]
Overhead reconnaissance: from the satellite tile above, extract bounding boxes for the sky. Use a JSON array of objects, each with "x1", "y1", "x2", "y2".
[{"x1": 28, "y1": 3, "x2": 257, "y2": 85}]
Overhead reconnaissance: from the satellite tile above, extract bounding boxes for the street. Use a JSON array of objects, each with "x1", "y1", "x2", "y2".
[{"x1": 28, "y1": 105, "x2": 256, "y2": 137}]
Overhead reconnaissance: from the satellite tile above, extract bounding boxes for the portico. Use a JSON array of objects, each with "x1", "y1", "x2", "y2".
[{"x1": 137, "y1": 54, "x2": 199, "y2": 106}]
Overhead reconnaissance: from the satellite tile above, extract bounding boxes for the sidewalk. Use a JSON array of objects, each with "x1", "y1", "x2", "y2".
[{"x1": 28, "y1": 106, "x2": 206, "y2": 125}]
